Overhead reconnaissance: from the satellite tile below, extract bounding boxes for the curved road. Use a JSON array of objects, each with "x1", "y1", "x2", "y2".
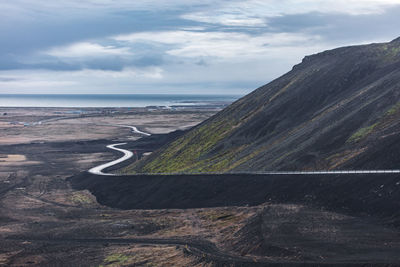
[
  {"x1": 88, "y1": 143, "x2": 133, "y2": 176},
  {"x1": 101, "y1": 124, "x2": 151, "y2": 136},
  {"x1": 118, "y1": 124, "x2": 151, "y2": 136},
  {"x1": 88, "y1": 125, "x2": 151, "y2": 175}
]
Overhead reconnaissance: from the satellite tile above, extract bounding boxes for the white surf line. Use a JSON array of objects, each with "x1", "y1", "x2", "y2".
[{"x1": 88, "y1": 143, "x2": 133, "y2": 176}]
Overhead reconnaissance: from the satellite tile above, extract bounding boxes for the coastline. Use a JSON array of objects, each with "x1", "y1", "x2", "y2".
[{"x1": 0, "y1": 94, "x2": 242, "y2": 108}]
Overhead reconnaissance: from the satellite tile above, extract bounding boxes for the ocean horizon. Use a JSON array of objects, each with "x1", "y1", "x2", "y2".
[{"x1": 0, "y1": 94, "x2": 242, "y2": 108}]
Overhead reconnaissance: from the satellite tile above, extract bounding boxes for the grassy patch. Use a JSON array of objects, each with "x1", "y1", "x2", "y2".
[
  {"x1": 381, "y1": 44, "x2": 400, "y2": 62},
  {"x1": 102, "y1": 253, "x2": 130, "y2": 266},
  {"x1": 70, "y1": 192, "x2": 93, "y2": 205},
  {"x1": 386, "y1": 46, "x2": 400, "y2": 58},
  {"x1": 347, "y1": 123, "x2": 378, "y2": 143},
  {"x1": 386, "y1": 102, "x2": 400, "y2": 116}
]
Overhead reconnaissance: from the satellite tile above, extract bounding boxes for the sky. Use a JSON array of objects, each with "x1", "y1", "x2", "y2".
[{"x1": 0, "y1": 0, "x2": 400, "y2": 95}]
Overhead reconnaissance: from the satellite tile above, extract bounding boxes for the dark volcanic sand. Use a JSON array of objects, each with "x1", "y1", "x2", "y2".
[{"x1": 1, "y1": 107, "x2": 400, "y2": 266}]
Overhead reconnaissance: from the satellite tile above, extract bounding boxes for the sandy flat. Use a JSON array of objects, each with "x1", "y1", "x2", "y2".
[{"x1": 0, "y1": 107, "x2": 217, "y2": 144}]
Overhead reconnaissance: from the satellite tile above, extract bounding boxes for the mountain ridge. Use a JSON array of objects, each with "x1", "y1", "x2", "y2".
[{"x1": 127, "y1": 38, "x2": 400, "y2": 173}]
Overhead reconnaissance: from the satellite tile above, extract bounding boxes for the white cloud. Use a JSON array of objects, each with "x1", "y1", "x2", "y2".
[
  {"x1": 182, "y1": 0, "x2": 400, "y2": 27},
  {"x1": 5, "y1": 0, "x2": 398, "y2": 25},
  {"x1": 179, "y1": 26, "x2": 207, "y2": 31},
  {"x1": 45, "y1": 42, "x2": 131, "y2": 58},
  {"x1": 182, "y1": 13, "x2": 267, "y2": 27},
  {"x1": 0, "y1": 66, "x2": 163, "y2": 94},
  {"x1": 114, "y1": 30, "x2": 322, "y2": 59},
  {"x1": 0, "y1": 0, "x2": 217, "y2": 20},
  {"x1": 0, "y1": 78, "x2": 77, "y2": 91},
  {"x1": 67, "y1": 67, "x2": 164, "y2": 79},
  {"x1": 9, "y1": 0, "x2": 397, "y2": 15},
  {"x1": 1, "y1": 0, "x2": 399, "y2": 95}
]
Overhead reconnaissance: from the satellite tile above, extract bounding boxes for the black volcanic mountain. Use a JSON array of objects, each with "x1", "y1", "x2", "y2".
[{"x1": 129, "y1": 38, "x2": 400, "y2": 173}]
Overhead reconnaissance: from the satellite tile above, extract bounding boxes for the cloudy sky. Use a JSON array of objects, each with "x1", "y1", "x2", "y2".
[{"x1": 1, "y1": 0, "x2": 400, "y2": 95}]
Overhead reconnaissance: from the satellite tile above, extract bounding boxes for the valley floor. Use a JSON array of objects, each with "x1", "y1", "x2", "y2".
[{"x1": 0, "y1": 107, "x2": 399, "y2": 266}]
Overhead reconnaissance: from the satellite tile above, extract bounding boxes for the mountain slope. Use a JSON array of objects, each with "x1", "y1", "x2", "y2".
[{"x1": 129, "y1": 38, "x2": 400, "y2": 173}]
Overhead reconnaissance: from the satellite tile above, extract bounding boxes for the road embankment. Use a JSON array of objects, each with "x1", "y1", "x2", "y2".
[{"x1": 68, "y1": 172, "x2": 400, "y2": 227}]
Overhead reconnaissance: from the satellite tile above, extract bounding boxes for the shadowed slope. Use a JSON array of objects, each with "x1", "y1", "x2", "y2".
[{"x1": 129, "y1": 38, "x2": 400, "y2": 173}]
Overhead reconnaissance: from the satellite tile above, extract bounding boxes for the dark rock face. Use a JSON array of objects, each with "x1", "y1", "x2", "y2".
[{"x1": 132, "y1": 38, "x2": 400, "y2": 173}]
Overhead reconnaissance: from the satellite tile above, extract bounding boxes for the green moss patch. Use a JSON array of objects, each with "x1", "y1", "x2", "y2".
[
  {"x1": 347, "y1": 123, "x2": 378, "y2": 143},
  {"x1": 386, "y1": 102, "x2": 400, "y2": 116},
  {"x1": 140, "y1": 119, "x2": 238, "y2": 173},
  {"x1": 103, "y1": 253, "x2": 130, "y2": 266},
  {"x1": 70, "y1": 191, "x2": 94, "y2": 205}
]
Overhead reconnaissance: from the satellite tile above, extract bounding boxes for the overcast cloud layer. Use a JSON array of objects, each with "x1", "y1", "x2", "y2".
[{"x1": 1, "y1": 0, "x2": 400, "y2": 94}]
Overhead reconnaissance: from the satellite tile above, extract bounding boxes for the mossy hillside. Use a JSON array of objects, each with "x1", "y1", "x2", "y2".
[
  {"x1": 134, "y1": 79, "x2": 300, "y2": 173},
  {"x1": 381, "y1": 44, "x2": 400, "y2": 61},
  {"x1": 131, "y1": 38, "x2": 400, "y2": 172},
  {"x1": 186, "y1": 145, "x2": 247, "y2": 172},
  {"x1": 141, "y1": 118, "x2": 238, "y2": 173},
  {"x1": 182, "y1": 144, "x2": 265, "y2": 173},
  {"x1": 347, "y1": 101, "x2": 400, "y2": 144},
  {"x1": 129, "y1": 68, "x2": 305, "y2": 173}
]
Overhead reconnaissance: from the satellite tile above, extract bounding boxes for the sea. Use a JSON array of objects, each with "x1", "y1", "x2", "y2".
[{"x1": 0, "y1": 94, "x2": 242, "y2": 108}]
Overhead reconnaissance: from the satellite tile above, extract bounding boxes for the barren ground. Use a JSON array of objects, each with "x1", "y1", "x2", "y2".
[{"x1": 0, "y1": 107, "x2": 400, "y2": 266}]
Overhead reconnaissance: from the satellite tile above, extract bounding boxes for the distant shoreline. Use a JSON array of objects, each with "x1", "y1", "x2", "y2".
[{"x1": 0, "y1": 94, "x2": 242, "y2": 108}]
